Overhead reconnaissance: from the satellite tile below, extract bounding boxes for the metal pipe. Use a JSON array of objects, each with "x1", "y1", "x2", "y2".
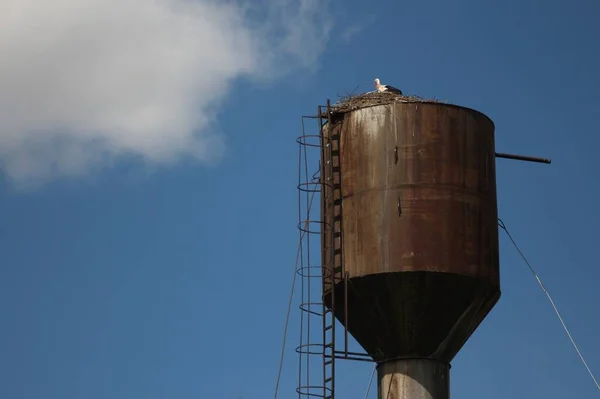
[
  {"x1": 495, "y1": 152, "x2": 551, "y2": 164},
  {"x1": 377, "y1": 359, "x2": 450, "y2": 399},
  {"x1": 344, "y1": 271, "x2": 349, "y2": 356},
  {"x1": 332, "y1": 350, "x2": 371, "y2": 358}
]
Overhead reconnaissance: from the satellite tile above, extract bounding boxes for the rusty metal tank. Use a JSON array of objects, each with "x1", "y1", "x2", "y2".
[{"x1": 320, "y1": 97, "x2": 500, "y2": 364}]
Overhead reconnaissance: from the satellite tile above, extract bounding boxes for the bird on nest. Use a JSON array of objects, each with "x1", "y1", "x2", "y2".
[{"x1": 374, "y1": 78, "x2": 403, "y2": 95}]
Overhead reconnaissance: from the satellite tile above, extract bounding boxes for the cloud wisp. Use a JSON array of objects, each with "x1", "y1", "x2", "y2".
[{"x1": 0, "y1": 0, "x2": 333, "y2": 188}]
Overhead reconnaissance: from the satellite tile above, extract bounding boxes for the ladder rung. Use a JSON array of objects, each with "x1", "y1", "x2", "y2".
[
  {"x1": 325, "y1": 376, "x2": 333, "y2": 383},
  {"x1": 325, "y1": 359, "x2": 333, "y2": 366},
  {"x1": 325, "y1": 324, "x2": 333, "y2": 331}
]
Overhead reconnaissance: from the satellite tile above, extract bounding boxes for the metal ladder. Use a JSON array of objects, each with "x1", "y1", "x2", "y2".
[{"x1": 318, "y1": 101, "x2": 345, "y2": 399}]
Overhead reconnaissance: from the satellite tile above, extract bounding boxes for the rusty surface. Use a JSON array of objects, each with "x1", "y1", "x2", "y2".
[
  {"x1": 378, "y1": 359, "x2": 449, "y2": 399},
  {"x1": 321, "y1": 101, "x2": 500, "y2": 363}
]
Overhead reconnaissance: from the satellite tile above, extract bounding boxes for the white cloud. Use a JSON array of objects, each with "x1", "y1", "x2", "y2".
[
  {"x1": 338, "y1": 14, "x2": 376, "y2": 43},
  {"x1": 0, "y1": 0, "x2": 333, "y2": 188}
]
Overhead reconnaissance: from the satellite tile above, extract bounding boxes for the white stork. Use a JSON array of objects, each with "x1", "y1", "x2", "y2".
[{"x1": 374, "y1": 78, "x2": 403, "y2": 95}]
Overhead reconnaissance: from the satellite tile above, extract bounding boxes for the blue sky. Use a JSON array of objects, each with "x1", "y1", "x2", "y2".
[{"x1": 1, "y1": 0, "x2": 599, "y2": 398}]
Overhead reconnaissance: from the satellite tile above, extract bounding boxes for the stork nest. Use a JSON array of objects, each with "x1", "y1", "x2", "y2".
[{"x1": 328, "y1": 91, "x2": 444, "y2": 115}]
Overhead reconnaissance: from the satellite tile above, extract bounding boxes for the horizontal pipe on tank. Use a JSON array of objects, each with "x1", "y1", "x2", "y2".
[{"x1": 495, "y1": 151, "x2": 551, "y2": 164}]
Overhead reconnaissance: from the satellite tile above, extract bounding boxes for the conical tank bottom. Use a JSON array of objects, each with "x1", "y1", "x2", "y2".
[{"x1": 324, "y1": 271, "x2": 500, "y2": 363}]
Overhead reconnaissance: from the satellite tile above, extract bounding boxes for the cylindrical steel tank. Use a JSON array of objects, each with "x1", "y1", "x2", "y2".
[{"x1": 320, "y1": 98, "x2": 500, "y2": 396}]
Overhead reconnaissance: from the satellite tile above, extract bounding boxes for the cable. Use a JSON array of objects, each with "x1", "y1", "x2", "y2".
[
  {"x1": 498, "y1": 218, "x2": 600, "y2": 391},
  {"x1": 363, "y1": 364, "x2": 376, "y2": 399}
]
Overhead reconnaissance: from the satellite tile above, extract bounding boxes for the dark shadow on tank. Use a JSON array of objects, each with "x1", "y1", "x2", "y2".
[{"x1": 324, "y1": 272, "x2": 500, "y2": 364}]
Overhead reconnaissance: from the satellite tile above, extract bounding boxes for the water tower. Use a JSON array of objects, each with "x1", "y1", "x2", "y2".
[{"x1": 295, "y1": 93, "x2": 550, "y2": 399}]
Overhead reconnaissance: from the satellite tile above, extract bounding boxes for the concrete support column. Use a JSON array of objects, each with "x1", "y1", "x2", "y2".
[{"x1": 377, "y1": 359, "x2": 450, "y2": 399}]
